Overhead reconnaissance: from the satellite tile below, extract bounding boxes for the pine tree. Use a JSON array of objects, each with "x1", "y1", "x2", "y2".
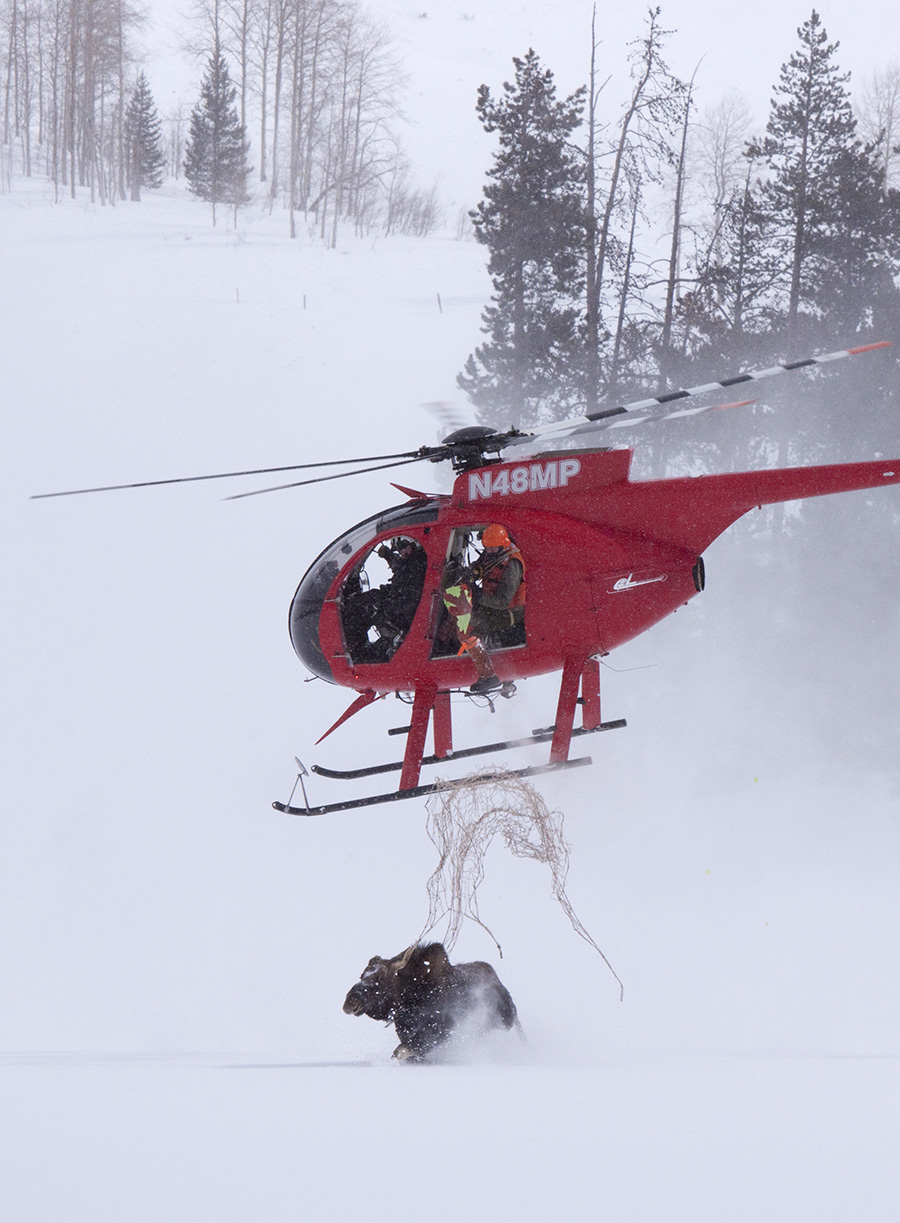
[
  {"x1": 754, "y1": 9, "x2": 900, "y2": 342},
  {"x1": 184, "y1": 52, "x2": 251, "y2": 223},
  {"x1": 458, "y1": 51, "x2": 587, "y2": 427},
  {"x1": 124, "y1": 74, "x2": 166, "y2": 201}
]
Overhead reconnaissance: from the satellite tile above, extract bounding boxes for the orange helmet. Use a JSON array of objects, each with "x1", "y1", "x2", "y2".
[{"x1": 481, "y1": 524, "x2": 511, "y2": 549}]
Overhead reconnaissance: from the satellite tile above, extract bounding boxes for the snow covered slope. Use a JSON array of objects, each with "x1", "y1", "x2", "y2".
[{"x1": 3, "y1": 177, "x2": 900, "y2": 1221}]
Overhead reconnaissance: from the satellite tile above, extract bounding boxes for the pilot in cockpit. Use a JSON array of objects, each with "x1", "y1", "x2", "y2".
[{"x1": 342, "y1": 536, "x2": 427, "y2": 663}]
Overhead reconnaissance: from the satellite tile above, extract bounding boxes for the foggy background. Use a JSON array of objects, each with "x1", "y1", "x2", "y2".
[{"x1": 3, "y1": 1, "x2": 900, "y2": 1220}]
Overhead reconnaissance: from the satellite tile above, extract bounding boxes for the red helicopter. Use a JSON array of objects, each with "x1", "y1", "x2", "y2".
[{"x1": 35, "y1": 342, "x2": 899, "y2": 814}]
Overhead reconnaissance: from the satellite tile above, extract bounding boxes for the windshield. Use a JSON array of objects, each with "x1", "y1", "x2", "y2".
[{"x1": 288, "y1": 500, "x2": 440, "y2": 681}]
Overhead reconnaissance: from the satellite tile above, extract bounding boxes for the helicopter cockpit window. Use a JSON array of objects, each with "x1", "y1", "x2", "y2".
[
  {"x1": 341, "y1": 536, "x2": 428, "y2": 664},
  {"x1": 288, "y1": 500, "x2": 439, "y2": 681},
  {"x1": 431, "y1": 525, "x2": 526, "y2": 659}
]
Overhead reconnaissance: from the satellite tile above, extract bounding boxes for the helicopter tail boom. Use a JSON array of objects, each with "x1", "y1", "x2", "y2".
[{"x1": 595, "y1": 456, "x2": 900, "y2": 555}]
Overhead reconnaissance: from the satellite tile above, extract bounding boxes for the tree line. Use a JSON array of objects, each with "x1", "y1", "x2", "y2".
[
  {"x1": 182, "y1": 0, "x2": 433, "y2": 236},
  {"x1": 461, "y1": 8, "x2": 900, "y2": 485},
  {"x1": 0, "y1": 0, "x2": 153, "y2": 200},
  {"x1": 1, "y1": 0, "x2": 436, "y2": 235}
]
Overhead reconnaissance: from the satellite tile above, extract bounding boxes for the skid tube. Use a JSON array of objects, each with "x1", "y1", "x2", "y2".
[
  {"x1": 310, "y1": 718, "x2": 627, "y2": 781},
  {"x1": 273, "y1": 757, "x2": 592, "y2": 817}
]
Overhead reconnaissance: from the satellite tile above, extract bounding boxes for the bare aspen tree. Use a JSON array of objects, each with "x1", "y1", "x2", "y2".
[
  {"x1": 2, "y1": 0, "x2": 19, "y2": 149},
  {"x1": 20, "y1": 0, "x2": 33, "y2": 173},
  {"x1": 691, "y1": 91, "x2": 752, "y2": 273},
  {"x1": 165, "y1": 102, "x2": 187, "y2": 177},
  {"x1": 302, "y1": 0, "x2": 337, "y2": 215},
  {"x1": 282, "y1": 0, "x2": 333, "y2": 231},
  {"x1": 608, "y1": 175, "x2": 642, "y2": 395},
  {"x1": 659, "y1": 64, "x2": 699, "y2": 365},
  {"x1": 114, "y1": 0, "x2": 125, "y2": 198},
  {"x1": 249, "y1": 0, "x2": 272, "y2": 179},
  {"x1": 347, "y1": 14, "x2": 400, "y2": 233},
  {"x1": 286, "y1": 0, "x2": 303, "y2": 236},
  {"x1": 259, "y1": 0, "x2": 290, "y2": 198},
  {"x1": 34, "y1": 0, "x2": 44, "y2": 149},
  {"x1": 384, "y1": 161, "x2": 440, "y2": 236},
  {"x1": 583, "y1": 6, "x2": 684, "y2": 411},
  {"x1": 220, "y1": 0, "x2": 253, "y2": 135},
  {"x1": 324, "y1": 3, "x2": 389, "y2": 244},
  {"x1": 45, "y1": 0, "x2": 64, "y2": 192},
  {"x1": 2, "y1": 0, "x2": 40, "y2": 174},
  {"x1": 856, "y1": 63, "x2": 900, "y2": 192},
  {"x1": 583, "y1": 5, "x2": 610, "y2": 414}
]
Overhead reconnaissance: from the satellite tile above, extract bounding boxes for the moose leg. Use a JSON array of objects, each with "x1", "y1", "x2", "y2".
[{"x1": 392, "y1": 1044, "x2": 424, "y2": 1063}]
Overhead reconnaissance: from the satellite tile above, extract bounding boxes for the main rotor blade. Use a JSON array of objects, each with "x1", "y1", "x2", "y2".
[
  {"x1": 504, "y1": 340, "x2": 893, "y2": 447},
  {"x1": 30, "y1": 450, "x2": 429, "y2": 499},
  {"x1": 223, "y1": 455, "x2": 432, "y2": 500},
  {"x1": 553, "y1": 398, "x2": 757, "y2": 441}
]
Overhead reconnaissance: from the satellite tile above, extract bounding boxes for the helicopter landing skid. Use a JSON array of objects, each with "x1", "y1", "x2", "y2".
[
  {"x1": 281, "y1": 657, "x2": 625, "y2": 814},
  {"x1": 272, "y1": 757, "x2": 592, "y2": 816},
  {"x1": 309, "y1": 718, "x2": 627, "y2": 782}
]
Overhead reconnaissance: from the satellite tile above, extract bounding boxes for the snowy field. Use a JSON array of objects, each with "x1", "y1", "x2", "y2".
[{"x1": 3, "y1": 178, "x2": 900, "y2": 1220}]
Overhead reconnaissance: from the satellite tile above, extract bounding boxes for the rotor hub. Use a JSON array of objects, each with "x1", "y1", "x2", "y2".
[{"x1": 438, "y1": 426, "x2": 516, "y2": 473}]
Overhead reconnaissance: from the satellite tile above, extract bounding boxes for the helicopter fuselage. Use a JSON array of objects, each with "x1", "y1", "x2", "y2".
[
  {"x1": 289, "y1": 445, "x2": 900, "y2": 697},
  {"x1": 290, "y1": 448, "x2": 695, "y2": 692}
]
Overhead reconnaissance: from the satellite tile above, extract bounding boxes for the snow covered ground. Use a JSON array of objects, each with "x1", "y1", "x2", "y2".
[
  {"x1": 5, "y1": 1050, "x2": 900, "y2": 1220},
  {"x1": 3, "y1": 178, "x2": 900, "y2": 1220}
]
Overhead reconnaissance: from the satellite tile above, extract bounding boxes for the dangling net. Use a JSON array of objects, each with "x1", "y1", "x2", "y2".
[{"x1": 418, "y1": 769, "x2": 623, "y2": 998}]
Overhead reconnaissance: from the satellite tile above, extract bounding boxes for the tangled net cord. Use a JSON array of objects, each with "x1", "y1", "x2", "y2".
[{"x1": 418, "y1": 769, "x2": 624, "y2": 999}]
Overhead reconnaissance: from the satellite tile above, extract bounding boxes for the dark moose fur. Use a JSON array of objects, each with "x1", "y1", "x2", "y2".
[{"x1": 343, "y1": 942, "x2": 519, "y2": 1061}]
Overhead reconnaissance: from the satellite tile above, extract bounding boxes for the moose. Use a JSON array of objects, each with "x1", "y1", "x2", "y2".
[{"x1": 343, "y1": 942, "x2": 521, "y2": 1062}]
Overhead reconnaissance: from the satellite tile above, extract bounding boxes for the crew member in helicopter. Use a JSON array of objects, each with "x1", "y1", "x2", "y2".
[
  {"x1": 442, "y1": 524, "x2": 526, "y2": 694},
  {"x1": 343, "y1": 537, "x2": 427, "y2": 662},
  {"x1": 470, "y1": 524, "x2": 525, "y2": 635},
  {"x1": 375, "y1": 537, "x2": 427, "y2": 634}
]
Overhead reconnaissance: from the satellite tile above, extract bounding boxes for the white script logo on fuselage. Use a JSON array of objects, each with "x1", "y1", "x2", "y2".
[
  {"x1": 468, "y1": 458, "x2": 582, "y2": 501},
  {"x1": 609, "y1": 572, "x2": 668, "y2": 593}
]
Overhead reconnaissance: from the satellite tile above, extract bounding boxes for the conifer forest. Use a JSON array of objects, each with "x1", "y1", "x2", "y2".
[
  {"x1": 460, "y1": 13, "x2": 900, "y2": 477},
  {"x1": 3, "y1": 3, "x2": 899, "y2": 472}
]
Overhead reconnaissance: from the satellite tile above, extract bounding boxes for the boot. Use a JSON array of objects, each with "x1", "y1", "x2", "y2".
[
  {"x1": 460, "y1": 635, "x2": 501, "y2": 694},
  {"x1": 470, "y1": 674, "x2": 502, "y2": 695}
]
